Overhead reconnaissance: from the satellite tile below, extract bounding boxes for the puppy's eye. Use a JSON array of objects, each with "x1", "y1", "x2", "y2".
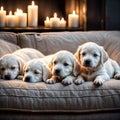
[
  {"x1": 93, "y1": 53, "x2": 98, "y2": 57},
  {"x1": 82, "y1": 52, "x2": 86, "y2": 56},
  {"x1": 64, "y1": 62, "x2": 69, "y2": 66},
  {"x1": 34, "y1": 70, "x2": 39, "y2": 74},
  {"x1": 11, "y1": 66, "x2": 15, "y2": 70},
  {"x1": 1, "y1": 68, "x2": 5, "y2": 71},
  {"x1": 54, "y1": 61, "x2": 57, "y2": 65},
  {"x1": 26, "y1": 69, "x2": 29, "y2": 73}
]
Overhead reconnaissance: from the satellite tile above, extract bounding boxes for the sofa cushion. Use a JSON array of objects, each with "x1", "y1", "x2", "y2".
[
  {"x1": 0, "y1": 39, "x2": 20, "y2": 57},
  {"x1": 0, "y1": 79, "x2": 120, "y2": 113},
  {"x1": 0, "y1": 32, "x2": 18, "y2": 45}
]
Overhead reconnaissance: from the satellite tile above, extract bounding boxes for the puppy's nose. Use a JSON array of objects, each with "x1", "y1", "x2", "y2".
[
  {"x1": 54, "y1": 69, "x2": 61, "y2": 76},
  {"x1": 24, "y1": 76, "x2": 31, "y2": 82},
  {"x1": 4, "y1": 74, "x2": 11, "y2": 80},
  {"x1": 84, "y1": 59, "x2": 91, "y2": 67}
]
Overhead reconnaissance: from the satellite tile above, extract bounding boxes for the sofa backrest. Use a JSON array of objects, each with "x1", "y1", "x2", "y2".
[
  {"x1": 0, "y1": 31, "x2": 120, "y2": 64},
  {"x1": 18, "y1": 31, "x2": 120, "y2": 64}
]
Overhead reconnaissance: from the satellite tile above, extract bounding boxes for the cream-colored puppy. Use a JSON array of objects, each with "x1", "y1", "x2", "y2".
[
  {"x1": 0, "y1": 48, "x2": 44, "y2": 80},
  {"x1": 46, "y1": 50, "x2": 80, "y2": 85},
  {"x1": 23, "y1": 57, "x2": 52, "y2": 83},
  {"x1": 74, "y1": 42, "x2": 120, "y2": 86}
]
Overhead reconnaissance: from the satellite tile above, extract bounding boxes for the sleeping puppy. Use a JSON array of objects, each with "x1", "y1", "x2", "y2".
[
  {"x1": 74, "y1": 42, "x2": 120, "y2": 86},
  {"x1": 46, "y1": 50, "x2": 80, "y2": 85},
  {"x1": 0, "y1": 48, "x2": 44, "y2": 80},
  {"x1": 23, "y1": 57, "x2": 52, "y2": 83}
]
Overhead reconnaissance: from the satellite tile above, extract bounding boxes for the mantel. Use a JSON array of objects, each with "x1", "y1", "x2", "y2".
[{"x1": 0, "y1": 26, "x2": 84, "y2": 33}]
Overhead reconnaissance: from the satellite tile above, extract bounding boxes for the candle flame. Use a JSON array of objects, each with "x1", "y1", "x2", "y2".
[
  {"x1": 46, "y1": 16, "x2": 49, "y2": 21},
  {"x1": 32, "y1": 1, "x2": 35, "y2": 6},
  {"x1": 1, "y1": 6, "x2": 3, "y2": 11},
  {"x1": 9, "y1": 11, "x2": 12, "y2": 15},
  {"x1": 61, "y1": 18, "x2": 64, "y2": 21},
  {"x1": 54, "y1": 13, "x2": 57, "y2": 18},
  {"x1": 73, "y1": 10, "x2": 76, "y2": 15}
]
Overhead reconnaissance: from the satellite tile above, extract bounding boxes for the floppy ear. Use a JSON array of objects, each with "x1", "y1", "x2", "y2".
[
  {"x1": 16, "y1": 56, "x2": 26, "y2": 75},
  {"x1": 73, "y1": 58, "x2": 80, "y2": 76},
  {"x1": 100, "y1": 47, "x2": 109, "y2": 64},
  {"x1": 74, "y1": 45, "x2": 82, "y2": 62},
  {"x1": 42, "y1": 64, "x2": 52, "y2": 81}
]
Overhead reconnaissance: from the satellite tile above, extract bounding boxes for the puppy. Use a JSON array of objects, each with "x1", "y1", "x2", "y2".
[
  {"x1": 23, "y1": 57, "x2": 52, "y2": 83},
  {"x1": 46, "y1": 50, "x2": 80, "y2": 85},
  {"x1": 0, "y1": 48, "x2": 44, "y2": 80},
  {"x1": 74, "y1": 42, "x2": 120, "y2": 86}
]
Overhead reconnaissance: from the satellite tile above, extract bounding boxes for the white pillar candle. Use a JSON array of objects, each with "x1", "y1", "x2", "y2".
[
  {"x1": 0, "y1": 6, "x2": 6, "y2": 27},
  {"x1": 28, "y1": 1, "x2": 38, "y2": 27},
  {"x1": 60, "y1": 18, "x2": 66, "y2": 27},
  {"x1": 6, "y1": 11, "x2": 16, "y2": 27},
  {"x1": 50, "y1": 13, "x2": 60, "y2": 27},
  {"x1": 44, "y1": 16, "x2": 50, "y2": 27},
  {"x1": 68, "y1": 10, "x2": 79, "y2": 27},
  {"x1": 15, "y1": 9, "x2": 27, "y2": 27}
]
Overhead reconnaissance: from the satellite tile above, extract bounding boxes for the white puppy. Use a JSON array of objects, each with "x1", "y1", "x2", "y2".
[
  {"x1": 23, "y1": 57, "x2": 52, "y2": 83},
  {"x1": 46, "y1": 50, "x2": 80, "y2": 85},
  {"x1": 0, "y1": 48, "x2": 44, "y2": 80},
  {"x1": 74, "y1": 42, "x2": 120, "y2": 86}
]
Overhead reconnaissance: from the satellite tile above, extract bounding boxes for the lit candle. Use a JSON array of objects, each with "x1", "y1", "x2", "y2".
[
  {"x1": 28, "y1": 1, "x2": 38, "y2": 27},
  {"x1": 15, "y1": 9, "x2": 27, "y2": 27},
  {"x1": 6, "y1": 11, "x2": 16, "y2": 27},
  {"x1": 44, "y1": 16, "x2": 50, "y2": 27},
  {"x1": 50, "y1": 13, "x2": 60, "y2": 27},
  {"x1": 60, "y1": 18, "x2": 66, "y2": 27},
  {"x1": 0, "y1": 6, "x2": 6, "y2": 27},
  {"x1": 68, "y1": 10, "x2": 79, "y2": 27}
]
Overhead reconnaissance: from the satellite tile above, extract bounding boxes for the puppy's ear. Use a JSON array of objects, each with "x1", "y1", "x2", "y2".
[
  {"x1": 42, "y1": 64, "x2": 52, "y2": 81},
  {"x1": 74, "y1": 45, "x2": 82, "y2": 62},
  {"x1": 16, "y1": 56, "x2": 26, "y2": 75},
  {"x1": 73, "y1": 59, "x2": 80, "y2": 76},
  {"x1": 100, "y1": 47, "x2": 109, "y2": 64}
]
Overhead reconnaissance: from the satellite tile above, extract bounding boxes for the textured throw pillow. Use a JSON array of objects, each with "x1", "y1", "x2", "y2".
[{"x1": 0, "y1": 39, "x2": 20, "y2": 57}]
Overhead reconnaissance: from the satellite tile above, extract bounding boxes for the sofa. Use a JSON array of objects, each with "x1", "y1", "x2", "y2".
[{"x1": 0, "y1": 31, "x2": 120, "y2": 120}]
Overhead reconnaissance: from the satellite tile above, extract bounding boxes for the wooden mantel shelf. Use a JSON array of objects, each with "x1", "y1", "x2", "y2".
[{"x1": 0, "y1": 26, "x2": 84, "y2": 33}]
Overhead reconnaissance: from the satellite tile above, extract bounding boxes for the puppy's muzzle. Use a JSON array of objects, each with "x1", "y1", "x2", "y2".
[
  {"x1": 4, "y1": 74, "x2": 11, "y2": 80},
  {"x1": 83, "y1": 59, "x2": 91, "y2": 67},
  {"x1": 24, "y1": 76, "x2": 31, "y2": 82},
  {"x1": 54, "y1": 69, "x2": 61, "y2": 76}
]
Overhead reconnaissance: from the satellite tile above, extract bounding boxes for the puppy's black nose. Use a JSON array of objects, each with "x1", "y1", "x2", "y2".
[
  {"x1": 25, "y1": 76, "x2": 31, "y2": 82},
  {"x1": 84, "y1": 59, "x2": 91, "y2": 67},
  {"x1": 4, "y1": 74, "x2": 11, "y2": 80},
  {"x1": 54, "y1": 69, "x2": 61, "y2": 75}
]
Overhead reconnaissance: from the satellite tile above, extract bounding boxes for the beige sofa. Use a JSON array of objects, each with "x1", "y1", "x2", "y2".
[{"x1": 0, "y1": 31, "x2": 120, "y2": 120}]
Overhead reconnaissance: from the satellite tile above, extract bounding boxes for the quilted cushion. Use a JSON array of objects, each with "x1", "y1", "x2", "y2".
[{"x1": 0, "y1": 79, "x2": 120, "y2": 112}]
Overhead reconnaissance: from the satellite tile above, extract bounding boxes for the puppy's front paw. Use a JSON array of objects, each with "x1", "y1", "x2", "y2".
[
  {"x1": 94, "y1": 79, "x2": 104, "y2": 86},
  {"x1": 46, "y1": 78, "x2": 56, "y2": 84},
  {"x1": 74, "y1": 78, "x2": 85, "y2": 85},
  {"x1": 114, "y1": 73, "x2": 120, "y2": 80},
  {"x1": 62, "y1": 78, "x2": 73, "y2": 85}
]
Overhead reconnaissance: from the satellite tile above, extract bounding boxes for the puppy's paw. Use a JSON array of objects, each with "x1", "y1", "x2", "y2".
[
  {"x1": 46, "y1": 78, "x2": 56, "y2": 84},
  {"x1": 74, "y1": 75, "x2": 85, "y2": 85},
  {"x1": 94, "y1": 79, "x2": 104, "y2": 86},
  {"x1": 114, "y1": 73, "x2": 120, "y2": 80},
  {"x1": 17, "y1": 75, "x2": 23, "y2": 80},
  {"x1": 62, "y1": 78, "x2": 73, "y2": 85},
  {"x1": 74, "y1": 78, "x2": 85, "y2": 85}
]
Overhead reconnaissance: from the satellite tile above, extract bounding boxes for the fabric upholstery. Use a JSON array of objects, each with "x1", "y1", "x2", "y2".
[
  {"x1": 0, "y1": 39, "x2": 20, "y2": 57},
  {"x1": 0, "y1": 79, "x2": 120, "y2": 112}
]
